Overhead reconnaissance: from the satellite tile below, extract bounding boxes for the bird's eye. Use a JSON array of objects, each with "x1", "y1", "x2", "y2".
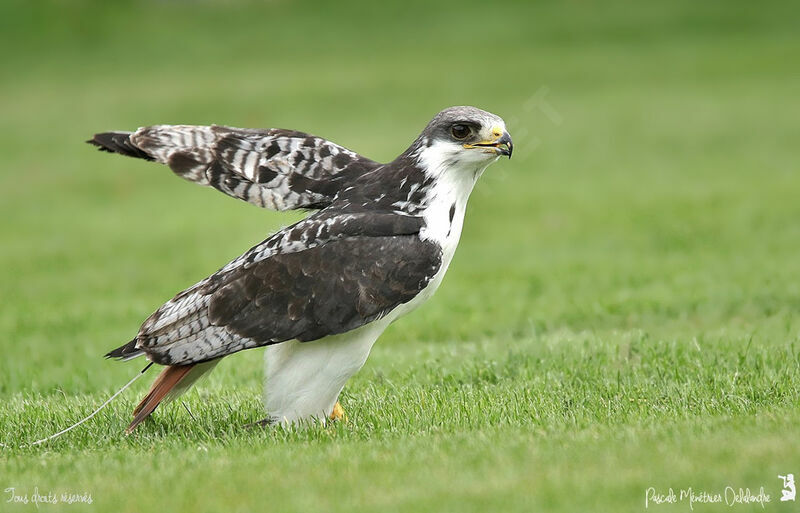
[{"x1": 451, "y1": 124, "x2": 471, "y2": 140}]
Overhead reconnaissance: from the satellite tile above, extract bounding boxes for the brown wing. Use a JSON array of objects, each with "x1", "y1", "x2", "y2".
[
  {"x1": 111, "y1": 211, "x2": 439, "y2": 366},
  {"x1": 207, "y1": 235, "x2": 442, "y2": 343}
]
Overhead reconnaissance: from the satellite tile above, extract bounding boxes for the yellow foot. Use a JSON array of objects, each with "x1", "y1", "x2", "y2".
[{"x1": 329, "y1": 401, "x2": 347, "y2": 422}]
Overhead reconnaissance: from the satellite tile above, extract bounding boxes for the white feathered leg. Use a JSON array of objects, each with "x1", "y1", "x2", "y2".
[{"x1": 262, "y1": 319, "x2": 389, "y2": 426}]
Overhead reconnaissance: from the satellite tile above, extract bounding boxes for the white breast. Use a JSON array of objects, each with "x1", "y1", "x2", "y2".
[{"x1": 392, "y1": 178, "x2": 475, "y2": 320}]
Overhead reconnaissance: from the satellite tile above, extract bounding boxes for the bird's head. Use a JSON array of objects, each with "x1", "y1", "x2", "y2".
[{"x1": 412, "y1": 106, "x2": 512, "y2": 173}]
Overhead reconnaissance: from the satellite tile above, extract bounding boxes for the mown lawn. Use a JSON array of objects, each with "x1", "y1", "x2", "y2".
[{"x1": 1, "y1": 0, "x2": 799, "y2": 511}]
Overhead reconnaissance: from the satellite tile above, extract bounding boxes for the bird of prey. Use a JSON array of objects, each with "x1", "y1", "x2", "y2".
[{"x1": 89, "y1": 106, "x2": 512, "y2": 432}]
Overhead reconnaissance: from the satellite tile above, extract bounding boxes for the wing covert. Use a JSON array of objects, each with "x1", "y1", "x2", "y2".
[
  {"x1": 208, "y1": 235, "x2": 441, "y2": 343},
  {"x1": 132, "y1": 214, "x2": 438, "y2": 365}
]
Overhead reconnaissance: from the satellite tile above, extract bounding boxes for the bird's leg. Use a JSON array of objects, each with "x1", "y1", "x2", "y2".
[{"x1": 329, "y1": 401, "x2": 346, "y2": 422}]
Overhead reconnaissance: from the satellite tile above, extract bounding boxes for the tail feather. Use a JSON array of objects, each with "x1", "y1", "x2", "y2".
[
  {"x1": 162, "y1": 359, "x2": 221, "y2": 405},
  {"x1": 87, "y1": 131, "x2": 154, "y2": 161},
  {"x1": 126, "y1": 364, "x2": 196, "y2": 434},
  {"x1": 105, "y1": 338, "x2": 144, "y2": 361}
]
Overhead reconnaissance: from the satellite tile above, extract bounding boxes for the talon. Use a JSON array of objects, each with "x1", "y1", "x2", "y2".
[{"x1": 329, "y1": 401, "x2": 346, "y2": 422}]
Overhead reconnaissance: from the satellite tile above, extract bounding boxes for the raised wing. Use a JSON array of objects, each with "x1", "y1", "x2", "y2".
[
  {"x1": 109, "y1": 213, "x2": 439, "y2": 365},
  {"x1": 88, "y1": 125, "x2": 381, "y2": 210}
]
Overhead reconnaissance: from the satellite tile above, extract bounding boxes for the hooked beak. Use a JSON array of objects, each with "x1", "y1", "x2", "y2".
[{"x1": 464, "y1": 130, "x2": 513, "y2": 159}]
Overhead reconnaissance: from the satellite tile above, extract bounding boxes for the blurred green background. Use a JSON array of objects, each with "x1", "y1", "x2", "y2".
[{"x1": 1, "y1": 0, "x2": 799, "y2": 512}]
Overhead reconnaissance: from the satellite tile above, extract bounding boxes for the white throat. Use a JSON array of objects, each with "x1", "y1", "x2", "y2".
[{"x1": 414, "y1": 140, "x2": 495, "y2": 256}]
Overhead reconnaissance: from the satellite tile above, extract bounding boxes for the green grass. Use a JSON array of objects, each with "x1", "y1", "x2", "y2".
[{"x1": 1, "y1": 0, "x2": 799, "y2": 511}]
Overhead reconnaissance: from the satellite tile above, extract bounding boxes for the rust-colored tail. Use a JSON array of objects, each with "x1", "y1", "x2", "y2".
[{"x1": 126, "y1": 364, "x2": 195, "y2": 434}]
